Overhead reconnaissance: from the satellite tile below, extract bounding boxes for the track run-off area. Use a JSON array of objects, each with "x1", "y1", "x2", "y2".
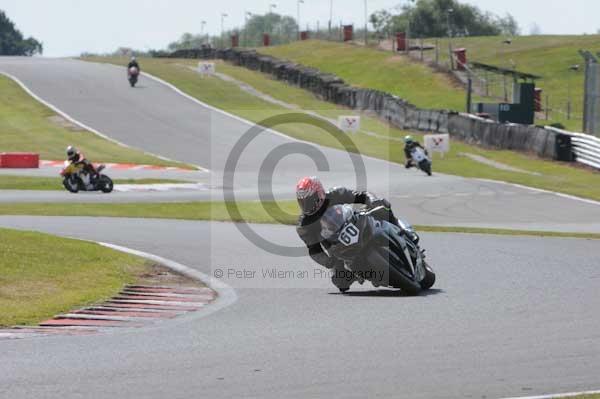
[{"x1": 1, "y1": 57, "x2": 599, "y2": 399}]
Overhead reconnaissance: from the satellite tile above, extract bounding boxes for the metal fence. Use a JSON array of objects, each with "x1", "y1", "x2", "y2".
[{"x1": 546, "y1": 126, "x2": 600, "y2": 170}]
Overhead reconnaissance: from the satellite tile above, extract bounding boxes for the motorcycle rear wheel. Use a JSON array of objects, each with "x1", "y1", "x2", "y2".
[
  {"x1": 99, "y1": 175, "x2": 114, "y2": 193},
  {"x1": 63, "y1": 177, "x2": 80, "y2": 193}
]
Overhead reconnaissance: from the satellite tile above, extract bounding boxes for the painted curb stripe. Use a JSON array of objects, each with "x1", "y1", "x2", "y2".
[
  {"x1": 74, "y1": 310, "x2": 178, "y2": 319},
  {"x1": 39, "y1": 319, "x2": 134, "y2": 327},
  {"x1": 100, "y1": 302, "x2": 200, "y2": 311},
  {"x1": 500, "y1": 389, "x2": 600, "y2": 399}
]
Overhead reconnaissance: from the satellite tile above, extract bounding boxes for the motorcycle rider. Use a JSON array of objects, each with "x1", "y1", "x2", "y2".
[
  {"x1": 127, "y1": 56, "x2": 140, "y2": 73},
  {"x1": 296, "y1": 176, "x2": 400, "y2": 292},
  {"x1": 403, "y1": 135, "x2": 427, "y2": 169},
  {"x1": 66, "y1": 146, "x2": 97, "y2": 181}
]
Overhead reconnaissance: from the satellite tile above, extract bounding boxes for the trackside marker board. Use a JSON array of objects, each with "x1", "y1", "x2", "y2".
[
  {"x1": 198, "y1": 62, "x2": 216, "y2": 75},
  {"x1": 338, "y1": 116, "x2": 361, "y2": 133},
  {"x1": 424, "y1": 134, "x2": 450, "y2": 155}
]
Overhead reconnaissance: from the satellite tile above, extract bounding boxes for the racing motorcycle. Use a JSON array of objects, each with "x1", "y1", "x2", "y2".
[
  {"x1": 410, "y1": 146, "x2": 432, "y2": 176},
  {"x1": 128, "y1": 66, "x2": 139, "y2": 87},
  {"x1": 320, "y1": 204, "x2": 436, "y2": 295},
  {"x1": 60, "y1": 161, "x2": 114, "y2": 193}
]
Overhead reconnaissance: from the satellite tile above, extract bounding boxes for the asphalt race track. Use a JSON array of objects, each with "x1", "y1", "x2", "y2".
[
  {"x1": 1, "y1": 216, "x2": 600, "y2": 399},
  {"x1": 2, "y1": 57, "x2": 600, "y2": 232},
  {"x1": 1, "y1": 57, "x2": 600, "y2": 398}
]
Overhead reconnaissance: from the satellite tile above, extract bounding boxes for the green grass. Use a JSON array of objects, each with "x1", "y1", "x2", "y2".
[
  {"x1": 0, "y1": 175, "x2": 188, "y2": 191},
  {"x1": 84, "y1": 56, "x2": 600, "y2": 201},
  {"x1": 0, "y1": 200, "x2": 599, "y2": 240},
  {"x1": 260, "y1": 40, "x2": 468, "y2": 111},
  {"x1": 0, "y1": 201, "x2": 300, "y2": 224},
  {"x1": 0, "y1": 228, "x2": 150, "y2": 326},
  {"x1": 261, "y1": 37, "x2": 599, "y2": 131},
  {"x1": 0, "y1": 74, "x2": 188, "y2": 168}
]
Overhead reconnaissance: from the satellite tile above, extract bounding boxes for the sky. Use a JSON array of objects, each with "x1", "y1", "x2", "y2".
[{"x1": 1, "y1": 0, "x2": 598, "y2": 57}]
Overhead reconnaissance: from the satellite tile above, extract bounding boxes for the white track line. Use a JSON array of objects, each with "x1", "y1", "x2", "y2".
[
  {"x1": 0, "y1": 70, "x2": 208, "y2": 172},
  {"x1": 500, "y1": 389, "x2": 600, "y2": 399},
  {"x1": 114, "y1": 183, "x2": 208, "y2": 192},
  {"x1": 475, "y1": 178, "x2": 600, "y2": 207}
]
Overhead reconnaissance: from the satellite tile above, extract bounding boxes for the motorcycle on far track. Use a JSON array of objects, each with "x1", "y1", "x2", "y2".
[
  {"x1": 128, "y1": 66, "x2": 139, "y2": 87},
  {"x1": 410, "y1": 146, "x2": 433, "y2": 176},
  {"x1": 60, "y1": 161, "x2": 114, "y2": 193},
  {"x1": 320, "y1": 204, "x2": 436, "y2": 295}
]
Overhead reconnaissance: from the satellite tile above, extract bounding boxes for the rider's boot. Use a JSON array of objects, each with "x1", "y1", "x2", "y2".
[{"x1": 331, "y1": 261, "x2": 356, "y2": 293}]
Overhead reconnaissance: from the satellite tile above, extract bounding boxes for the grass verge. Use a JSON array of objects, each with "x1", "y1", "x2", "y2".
[
  {"x1": 0, "y1": 176, "x2": 188, "y2": 191},
  {"x1": 430, "y1": 35, "x2": 600, "y2": 131},
  {"x1": 0, "y1": 201, "x2": 598, "y2": 240},
  {"x1": 0, "y1": 74, "x2": 188, "y2": 168},
  {"x1": 261, "y1": 38, "x2": 599, "y2": 131},
  {"x1": 260, "y1": 39, "x2": 469, "y2": 111},
  {"x1": 0, "y1": 228, "x2": 151, "y2": 326},
  {"x1": 84, "y1": 56, "x2": 600, "y2": 201}
]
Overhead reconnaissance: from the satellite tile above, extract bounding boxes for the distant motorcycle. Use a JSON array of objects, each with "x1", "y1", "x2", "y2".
[
  {"x1": 410, "y1": 147, "x2": 432, "y2": 176},
  {"x1": 60, "y1": 161, "x2": 113, "y2": 193},
  {"x1": 320, "y1": 204, "x2": 436, "y2": 295},
  {"x1": 128, "y1": 66, "x2": 139, "y2": 87}
]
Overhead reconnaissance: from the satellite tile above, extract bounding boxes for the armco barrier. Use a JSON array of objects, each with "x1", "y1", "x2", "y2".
[
  {"x1": 0, "y1": 152, "x2": 39, "y2": 168},
  {"x1": 160, "y1": 47, "x2": 597, "y2": 163},
  {"x1": 546, "y1": 126, "x2": 600, "y2": 170}
]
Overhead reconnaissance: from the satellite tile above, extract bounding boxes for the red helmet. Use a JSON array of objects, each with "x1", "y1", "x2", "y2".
[{"x1": 296, "y1": 176, "x2": 326, "y2": 216}]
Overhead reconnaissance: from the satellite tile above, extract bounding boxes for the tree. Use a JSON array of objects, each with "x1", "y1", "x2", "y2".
[
  {"x1": 497, "y1": 13, "x2": 520, "y2": 36},
  {"x1": 0, "y1": 10, "x2": 43, "y2": 56},
  {"x1": 240, "y1": 13, "x2": 298, "y2": 46},
  {"x1": 167, "y1": 33, "x2": 206, "y2": 51},
  {"x1": 165, "y1": 13, "x2": 299, "y2": 50},
  {"x1": 370, "y1": 0, "x2": 519, "y2": 38},
  {"x1": 370, "y1": 10, "x2": 393, "y2": 38}
]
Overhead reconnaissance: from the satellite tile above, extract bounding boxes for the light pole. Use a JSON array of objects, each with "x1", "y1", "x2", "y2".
[
  {"x1": 244, "y1": 12, "x2": 253, "y2": 47},
  {"x1": 447, "y1": 8, "x2": 454, "y2": 69},
  {"x1": 297, "y1": 0, "x2": 304, "y2": 41},
  {"x1": 402, "y1": 0, "x2": 415, "y2": 53},
  {"x1": 267, "y1": 3, "x2": 277, "y2": 43},
  {"x1": 446, "y1": 8, "x2": 453, "y2": 38},
  {"x1": 221, "y1": 13, "x2": 228, "y2": 49},
  {"x1": 200, "y1": 20, "x2": 207, "y2": 46},
  {"x1": 568, "y1": 64, "x2": 580, "y2": 120},
  {"x1": 364, "y1": 0, "x2": 368, "y2": 45},
  {"x1": 328, "y1": 0, "x2": 333, "y2": 37},
  {"x1": 266, "y1": 4, "x2": 277, "y2": 35}
]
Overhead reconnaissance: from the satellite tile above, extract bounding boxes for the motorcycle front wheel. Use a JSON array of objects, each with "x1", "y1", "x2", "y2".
[
  {"x1": 63, "y1": 176, "x2": 80, "y2": 193},
  {"x1": 420, "y1": 160, "x2": 432, "y2": 176},
  {"x1": 366, "y1": 244, "x2": 422, "y2": 295},
  {"x1": 420, "y1": 261, "x2": 436, "y2": 290}
]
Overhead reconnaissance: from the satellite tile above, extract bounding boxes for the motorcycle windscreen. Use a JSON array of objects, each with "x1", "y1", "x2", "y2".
[{"x1": 320, "y1": 204, "x2": 353, "y2": 241}]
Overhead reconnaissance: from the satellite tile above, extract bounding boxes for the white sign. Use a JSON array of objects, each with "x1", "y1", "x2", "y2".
[
  {"x1": 198, "y1": 62, "x2": 216, "y2": 75},
  {"x1": 338, "y1": 116, "x2": 361, "y2": 133},
  {"x1": 424, "y1": 134, "x2": 450, "y2": 154}
]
